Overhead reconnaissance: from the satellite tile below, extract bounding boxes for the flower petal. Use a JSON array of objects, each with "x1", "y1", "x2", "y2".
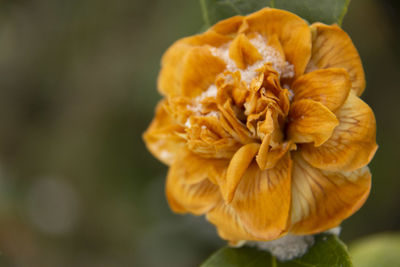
[
  {"x1": 219, "y1": 100, "x2": 255, "y2": 144},
  {"x1": 206, "y1": 201, "x2": 257, "y2": 244},
  {"x1": 222, "y1": 143, "x2": 260, "y2": 203},
  {"x1": 231, "y1": 153, "x2": 292, "y2": 240},
  {"x1": 211, "y1": 15, "x2": 245, "y2": 35},
  {"x1": 181, "y1": 46, "x2": 226, "y2": 97},
  {"x1": 158, "y1": 43, "x2": 226, "y2": 98},
  {"x1": 255, "y1": 134, "x2": 271, "y2": 170},
  {"x1": 307, "y1": 23, "x2": 366, "y2": 96},
  {"x1": 166, "y1": 149, "x2": 222, "y2": 215},
  {"x1": 287, "y1": 99, "x2": 339, "y2": 146},
  {"x1": 229, "y1": 34, "x2": 263, "y2": 69},
  {"x1": 143, "y1": 100, "x2": 185, "y2": 165},
  {"x1": 290, "y1": 153, "x2": 371, "y2": 234},
  {"x1": 158, "y1": 30, "x2": 234, "y2": 97},
  {"x1": 301, "y1": 92, "x2": 378, "y2": 171},
  {"x1": 158, "y1": 42, "x2": 190, "y2": 97},
  {"x1": 244, "y1": 8, "x2": 311, "y2": 77},
  {"x1": 292, "y1": 68, "x2": 351, "y2": 112}
]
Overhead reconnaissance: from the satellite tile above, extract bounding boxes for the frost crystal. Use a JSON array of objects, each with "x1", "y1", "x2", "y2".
[
  {"x1": 248, "y1": 234, "x2": 315, "y2": 261},
  {"x1": 209, "y1": 34, "x2": 294, "y2": 85},
  {"x1": 197, "y1": 84, "x2": 218, "y2": 101},
  {"x1": 245, "y1": 228, "x2": 342, "y2": 261}
]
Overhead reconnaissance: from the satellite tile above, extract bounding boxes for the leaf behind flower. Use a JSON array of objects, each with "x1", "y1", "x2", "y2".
[
  {"x1": 200, "y1": 0, "x2": 351, "y2": 26},
  {"x1": 201, "y1": 234, "x2": 353, "y2": 267}
]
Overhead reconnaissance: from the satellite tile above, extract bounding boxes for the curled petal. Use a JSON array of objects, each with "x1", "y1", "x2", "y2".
[
  {"x1": 290, "y1": 153, "x2": 371, "y2": 234},
  {"x1": 229, "y1": 34, "x2": 263, "y2": 69},
  {"x1": 256, "y1": 134, "x2": 271, "y2": 170},
  {"x1": 223, "y1": 143, "x2": 260, "y2": 203},
  {"x1": 244, "y1": 8, "x2": 311, "y2": 77},
  {"x1": 307, "y1": 23, "x2": 366, "y2": 95},
  {"x1": 166, "y1": 149, "x2": 222, "y2": 215},
  {"x1": 261, "y1": 141, "x2": 294, "y2": 170},
  {"x1": 219, "y1": 100, "x2": 255, "y2": 144},
  {"x1": 301, "y1": 92, "x2": 378, "y2": 171},
  {"x1": 186, "y1": 115, "x2": 241, "y2": 159},
  {"x1": 231, "y1": 154, "x2": 292, "y2": 240},
  {"x1": 287, "y1": 99, "x2": 339, "y2": 146},
  {"x1": 292, "y1": 68, "x2": 351, "y2": 112},
  {"x1": 143, "y1": 101, "x2": 185, "y2": 165}
]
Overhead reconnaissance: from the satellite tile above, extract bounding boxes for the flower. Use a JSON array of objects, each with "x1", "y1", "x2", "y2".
[{"x1": 143, "y1": 8, "x2": 377, "y2": 244}]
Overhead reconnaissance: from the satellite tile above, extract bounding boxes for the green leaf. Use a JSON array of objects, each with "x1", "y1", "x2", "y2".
[
  {"x1": 200, "y1": 0, "x2": 351, "y2": 27},
  {"x1": 274, "y1": 0, "x2": 351, "y2": 25},
  {"x1": 280, "y1": 234, "x2": 353, "y2": 267},
  {"x1": 200, "y1": 245, "x2": 275, "y2": 267},
  {"x1": 200, "y1": 0, "x2": 272, "y2": 27},
  {"x1": 201, "y1": 234, "x2": 353, "y2": 267},
  {"x1": 349, "y1": 233, "x2": 400, "y2": 267}
]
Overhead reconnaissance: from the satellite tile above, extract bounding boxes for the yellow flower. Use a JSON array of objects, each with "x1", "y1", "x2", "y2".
[{"x1": 143, "y1": 8, "x2": 377, "y2": 244}]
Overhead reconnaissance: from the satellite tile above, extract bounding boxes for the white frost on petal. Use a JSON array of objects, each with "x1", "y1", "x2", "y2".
[
  {"x1": 184, "y1": 118, "x2": 191, "y2": 128},
  {"x1": 197, "y1": 84, "x2": 218, "y2": 101},
  {"x1": 206, "y1": 111, "x2": 219, "y2": 117},
  {"x1": 186, "y1": 104, "x2": 202, "y2": 114},
  {"x1": 247, "y1": 234, "x2": 315, "y2": 261},
  {"x1": 324, "y1": 226, "x2": 341, "y2": 236},
  {"x1": 209, "y1": 34, "x2": 294, "y2": 86},
  {"x1": 186, "y1": 34, "x2": 295, "y2": 130}
]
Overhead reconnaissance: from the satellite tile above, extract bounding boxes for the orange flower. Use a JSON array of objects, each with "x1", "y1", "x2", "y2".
[{"x1": 143, "y1": 8, "x2": 377, "y2": 244}]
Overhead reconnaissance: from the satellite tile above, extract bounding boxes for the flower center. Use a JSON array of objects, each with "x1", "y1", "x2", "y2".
[{"x1": 182, "y1": 33, "x2": 295, "y2": 161}]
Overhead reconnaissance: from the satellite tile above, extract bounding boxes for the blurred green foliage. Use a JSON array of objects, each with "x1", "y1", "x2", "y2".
[
  {"x1": 350, "y1": 233, "x2": 400, "y2": 267},
  {"x1": 0, "y1": 0, "x2": 399, "y2": 266}
]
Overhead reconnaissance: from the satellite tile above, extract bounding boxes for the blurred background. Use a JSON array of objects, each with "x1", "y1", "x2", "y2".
[{"x1": 0, "y1": 0, "x2": 399, "y2": 266}]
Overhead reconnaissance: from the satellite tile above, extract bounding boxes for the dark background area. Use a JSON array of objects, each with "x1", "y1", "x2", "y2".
[{"x1": 0, "y1": 0, "x2": 398, "y2": 266}]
